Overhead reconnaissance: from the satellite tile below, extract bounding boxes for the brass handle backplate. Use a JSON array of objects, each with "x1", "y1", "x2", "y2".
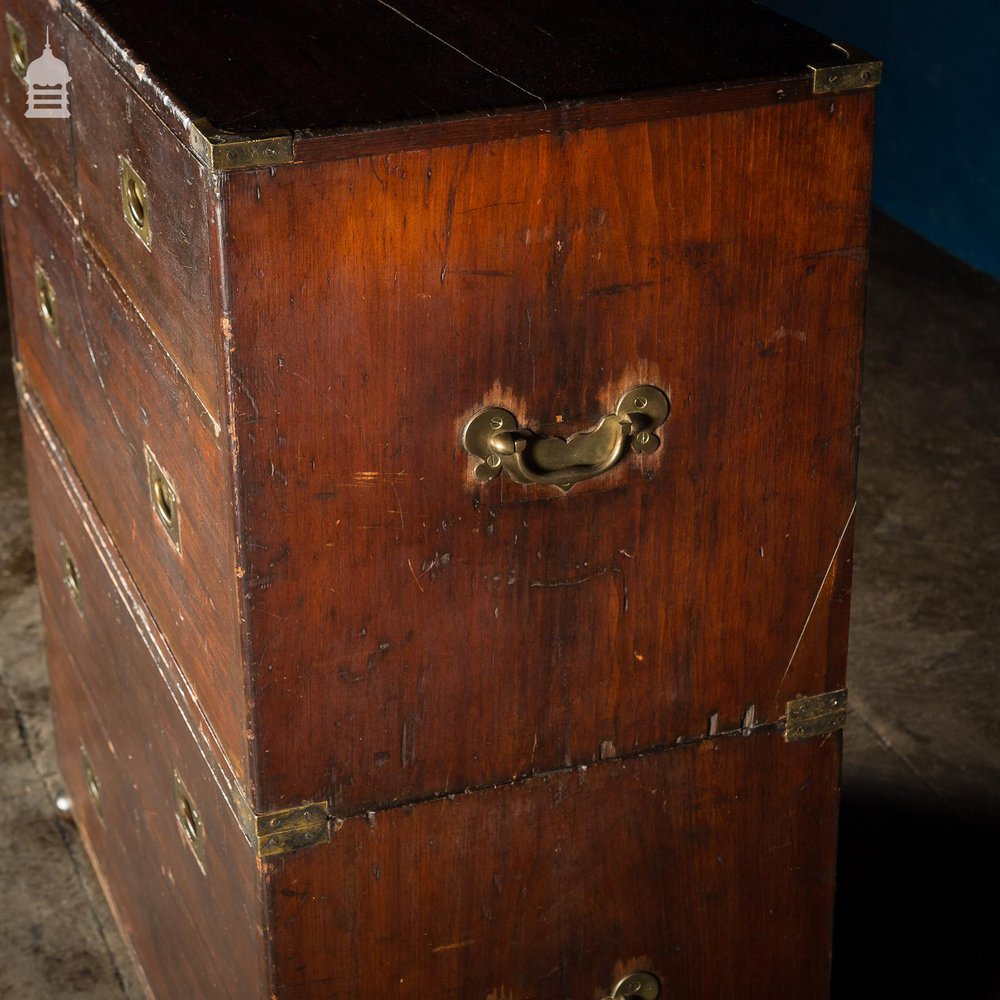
[
  {"x1": 463, "y1": 385, "x2": 668, "y2": 492},
  {"x1": 609, "y1": 972, "x2": 661, "y2": 999}
]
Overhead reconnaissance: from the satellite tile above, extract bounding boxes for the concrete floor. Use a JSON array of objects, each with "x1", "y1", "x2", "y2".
[{"x1": 1, "y1": 214, "x2": 998, "y2": 999}]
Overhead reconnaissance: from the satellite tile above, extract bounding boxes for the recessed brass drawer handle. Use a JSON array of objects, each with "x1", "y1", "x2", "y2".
[
  {"x1": 145, "y1": 444, "x2": 181, "y2": 551},
  {"x1": 80, "y1": 744, "x2": 102, "y2": 817},
  {"x1": 463, "y1": 385, "x2": 668, "y2": 492},
  {"x1": 119, "y1": 155, "x2": 151, "y2": 248},
  {"x1": 173, "y1": 769, "x2": 206, "y2": 871},
  {"x1": 5, "y1": 14, "x2": 28, "y2": 79},
  {"x1": 59, "y1": 537, "x2": 82, "y2": 613},
  {"x1": 35, "y1": 261, "x2": 60, "y2": 345}
]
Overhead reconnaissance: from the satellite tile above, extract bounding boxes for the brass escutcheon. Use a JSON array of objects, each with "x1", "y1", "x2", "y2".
[
  {"x1": 145, "y1": 445, "x2": 181, "y2": 551},
  {"x1": 173, "y1": 769, "x2": 206, "y2": 871},
  {"x1": 34, "y1": 261, "x2": 60, "y2": 344},
  {"x1": 6, "y1": 14, "x2": 28, "y2": 79},
  {"x1": 463, "y1": 385, "x2": 669, "y2": 492},
  {"x1": 119, "y1": 155, "x2": 151, "y2": 248}
]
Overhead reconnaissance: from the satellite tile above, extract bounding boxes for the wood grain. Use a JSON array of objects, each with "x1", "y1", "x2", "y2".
[
  {"x1": 63, "y1": 0, "x2": 844, "y2": 139},
  {"x1": 0, "y1": 0, "x2": 76, "y2": 208},
  {"x1": 222, "y1": 94, "x2": 874, "y2": 811},
  {"x1": 19, "y1": 399, "x2": 266, "y2": 1000},
  {"x1": 64, "y1": 14, "x2": 223, "y2": 418},
  {"x1": 1, "y1": 132, "x2": 249, "y2": 784},
  {"x1": 269, "y1": 727, "x2": 841, "y2": 999}
]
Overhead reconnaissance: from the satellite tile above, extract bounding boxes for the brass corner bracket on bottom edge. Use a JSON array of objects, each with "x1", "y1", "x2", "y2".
[{"x1": 784, "y1": 689, "x2": 848, "y2": 742}]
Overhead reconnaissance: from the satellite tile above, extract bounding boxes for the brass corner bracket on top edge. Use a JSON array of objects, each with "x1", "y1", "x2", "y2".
[
  {"x1": 809, "y1": 42, "x2": 882, "y2": 95},
  {"x1": 189, "y1": 117, "x2": 294, "y2": 171}
]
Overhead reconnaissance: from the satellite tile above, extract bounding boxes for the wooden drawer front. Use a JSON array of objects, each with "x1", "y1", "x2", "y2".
[
  {"x1": 61, "y1": 15, "x2": 222, "y2": 418},
  {"x1": 21, "y1": 402, "x2": 265, "y2": 1000},
  {"x1": 1, "y1": 137, "x2": 247, "y2": 782},
  {"x1": 224, "y1": 94, "x2": 870, "y2": 810},
  {"x1": 0, "y1": 0, "x2": 75, "y2": 208},
  {"x1": 272, "y1": 730, "x2": 839, "y2": 999}
]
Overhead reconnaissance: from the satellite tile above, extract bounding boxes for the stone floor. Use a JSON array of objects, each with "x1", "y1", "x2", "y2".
[{"x1": 1, "y1": 214, "x2": 998, "y2": 999}]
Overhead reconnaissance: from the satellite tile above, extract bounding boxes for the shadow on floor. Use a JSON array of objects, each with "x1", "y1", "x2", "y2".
[{"x1": 832, "y1": 790, "x2": 1000, "y2": 999}]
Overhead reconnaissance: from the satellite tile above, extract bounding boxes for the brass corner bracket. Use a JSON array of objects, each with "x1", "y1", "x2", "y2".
[
  {"x1": 189, "y1": 117, "x2": 294, "y2": 171},
  {"x1": 784, "y1": 689, "x2": 848, "y2": 742},
  {"x1": 237, "y1": 800, "x2": 331, "y2": 858},
  {"x1": 809, "y1": 42, "x2": 882, "y2": 95}
]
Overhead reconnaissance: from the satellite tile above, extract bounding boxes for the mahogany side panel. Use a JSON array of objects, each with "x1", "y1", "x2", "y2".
[
  {"x1": 0, "y1": 0, "x2": 76, "y2": 208},
  {"x1": 269, "y1": 729, "x2": 840, "y2": 999},
  {"x1": 0, "y1": 132, "x2": 248, "y2": 782},
  {"x1": 64, "y1": 14, "x2": 223, "y2": 418},
  {"x1": 223, "y1": 94, "x2": 874, "y2": 811},
  {"x1": 20, "y1": 397, "x2": 267, "y2": 1000}
]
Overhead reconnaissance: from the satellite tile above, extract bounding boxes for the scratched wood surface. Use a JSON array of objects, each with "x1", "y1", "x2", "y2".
[
  {"x1": 62, "y1": 14, "x2": 224, "y2": 419},
  {"x1": 64, "y1": 0, "x2": 843, "y2": 136},
  {"x1": 19, "y1": 400, "x2": 266, "y2": 1000},
  {"x1": 0, "y1": 0, "x2": 76, "y2": 207},
  {"x1": 223, "y1": 94, "x2": 873, "y2": 812},
  {"x1": 0, "y1": 132, "x2": 249, "y2": 784},
  {"x1": 268, "y1": 727, "x2": 841, "y2": 999}
]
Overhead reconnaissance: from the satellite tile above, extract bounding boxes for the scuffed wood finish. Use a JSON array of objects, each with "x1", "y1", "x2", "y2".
[
  {"x1": 0, "y1": 3, "x2": 876, "y2": 995},
  {"x1": 0, "y1": 133, "x2": 248, "y2": 782},
  {"x1": 270, "y1": 728, "x2": 840, "y2": 1000},
  {"x1": 63, "y1": 0, "x2": 843, "y2": 141},
  {"x1": 223, "y1": 94, "x2": 874, "y2": 811},
  {"x1": 19, "y1": 400, "x2": 266, "y2": 1000},
  {"x1": 63, "y1": 15, "x2": 223, "y2": 417},
  {"x1": 0, "y1": 0, "x2": 75, "y2": 208}
]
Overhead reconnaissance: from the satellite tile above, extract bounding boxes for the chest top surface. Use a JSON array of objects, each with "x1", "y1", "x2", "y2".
[{"x1": 68, "y1": 1, "x2": 860, "y2": 140}]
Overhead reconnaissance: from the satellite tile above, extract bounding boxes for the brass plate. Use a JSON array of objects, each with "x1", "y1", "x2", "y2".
[
  {"x1": 254, "y1": 802, "x2": 331, "y2": 858},
  {"x1": 810, "y1": 42, "x2": 882, "y2": 95},
  {"x1": 81, "y1": 744, "x2": 101, "y2": 818},
  {"x1": 6, "y1": 13, "x2": 27, "y2": 80},
  {"x1": 145, "y1": 444, "x2": 181, "y2": 552},
  {"x1": 189, "y1": 117, "x2": 294, "y2": 171},
  {"x1": 119, "y1": 155, "x2": 152, "y2": 249},
  {"x1": 611, "y1": 971, "x2": 660, "y2": 999},
  {"x1": 784, "y1": 689, "x2": 848, "y2": 742}
]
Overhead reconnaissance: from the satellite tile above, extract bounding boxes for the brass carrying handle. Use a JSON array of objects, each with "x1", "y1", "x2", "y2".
[{"x1": 462, "y1": 385, "x2": 669, "y2": 492}]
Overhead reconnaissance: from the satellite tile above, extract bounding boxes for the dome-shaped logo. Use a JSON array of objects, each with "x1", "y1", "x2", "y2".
[{"x1": 24, "y1": 28, "x2": 70, "y2": 119}]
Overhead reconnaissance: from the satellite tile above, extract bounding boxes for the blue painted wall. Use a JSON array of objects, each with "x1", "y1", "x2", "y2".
[{"x1": 767, "y1": 1, "x2": 1000, "y2": 279}]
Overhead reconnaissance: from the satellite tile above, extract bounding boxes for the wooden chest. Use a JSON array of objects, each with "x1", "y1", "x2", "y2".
[{"x1": 0, "y1": 2, "x2": 879, "y2": 996}]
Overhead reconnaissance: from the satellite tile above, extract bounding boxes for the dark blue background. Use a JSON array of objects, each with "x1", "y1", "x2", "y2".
[{"x1": 768, "y1": 1, "x2": 1000, "y2": 279}]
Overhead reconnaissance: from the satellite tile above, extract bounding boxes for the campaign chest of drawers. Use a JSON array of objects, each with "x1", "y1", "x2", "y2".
[{"x1": 0, "y1": 2, "x2": 879, "y2": 997}]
